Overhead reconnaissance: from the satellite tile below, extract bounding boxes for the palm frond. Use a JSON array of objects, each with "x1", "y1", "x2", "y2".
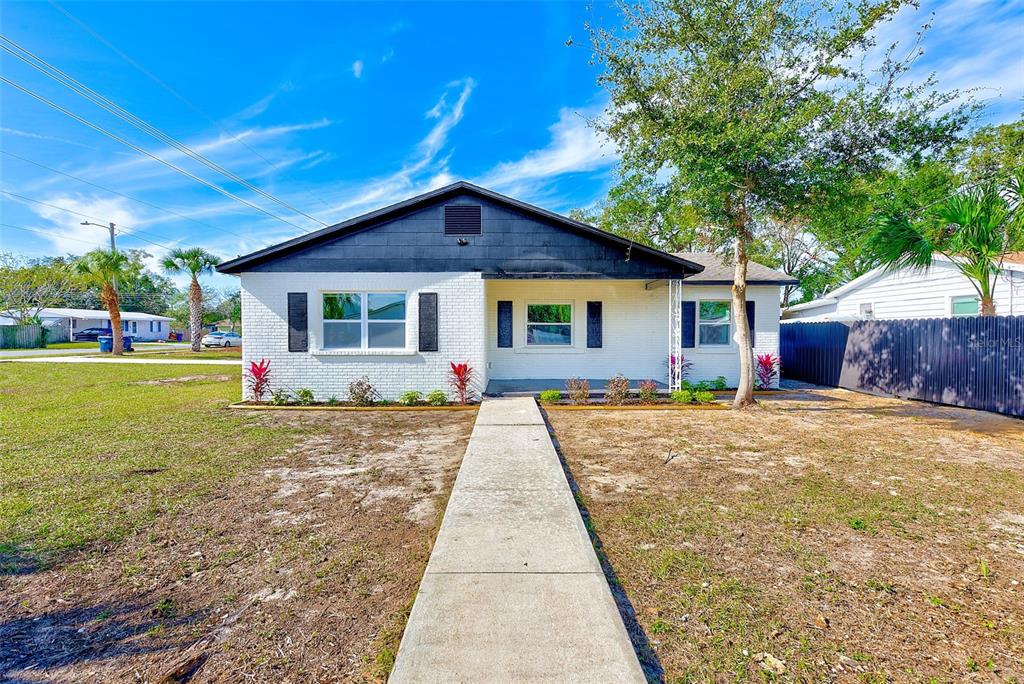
[{"x1": 866, "y1": 212, "x2": 934, "y2": 273}]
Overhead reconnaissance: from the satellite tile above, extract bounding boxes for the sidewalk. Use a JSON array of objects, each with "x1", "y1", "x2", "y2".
[
  {"x1": 389, "y1": 397, "x2": 645, "y2": 683},
  {"x1": 7, "y1": 356, "x2": 240, "y2": 366}
]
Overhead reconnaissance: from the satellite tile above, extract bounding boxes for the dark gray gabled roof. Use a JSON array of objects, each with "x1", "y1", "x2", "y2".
[
  {"x1": 217, "y1": 181, "x2": 705, "y2": 278},
  {"x1": 673, "y1": 252, "x2": 799, "y2": 285}
]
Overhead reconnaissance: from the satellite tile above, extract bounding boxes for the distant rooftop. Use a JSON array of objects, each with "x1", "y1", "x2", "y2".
[{"x1": 37, "y1": 307, "x2": 172, "y2": 321}]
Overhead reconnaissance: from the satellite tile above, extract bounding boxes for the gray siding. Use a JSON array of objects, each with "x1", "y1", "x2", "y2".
[{"x1": 246, "y1": 192, "x2": 687, "y2": 279}]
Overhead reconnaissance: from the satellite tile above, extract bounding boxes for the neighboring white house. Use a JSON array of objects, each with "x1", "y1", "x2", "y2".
[
  {"x1": 0, "y1": 307, "x2": 174, "y2": 342},
  {"x1": 782, "y1": 254, "x2": 1024, "y2": 322},
  {"x1": 217, "y1": 182, "x2": 796, "y2": 400}
]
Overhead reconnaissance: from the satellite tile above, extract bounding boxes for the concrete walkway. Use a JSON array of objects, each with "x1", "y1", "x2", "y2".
[
  {"x1": 390, "y1": 397, "x2": 645, "y2": 683},
  {"x1": 6, "y1": 356, "x2": 240, "y2": 366}
]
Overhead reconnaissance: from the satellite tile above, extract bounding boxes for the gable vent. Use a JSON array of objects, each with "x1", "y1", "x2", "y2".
[{"x1": 444, "y1": 204, "x2": 482, "y2": 235}]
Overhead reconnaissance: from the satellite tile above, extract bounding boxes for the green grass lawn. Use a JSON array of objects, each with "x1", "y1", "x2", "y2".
[
  {"x1": 131, "y1": 347, "x2": 243, "y2": 360},
  {"x1": 43, "y1": 341, "x2": 100, "y2": 350},
  {"x1": 0, "y1": 363, "x2": 297, "y2": 570}
]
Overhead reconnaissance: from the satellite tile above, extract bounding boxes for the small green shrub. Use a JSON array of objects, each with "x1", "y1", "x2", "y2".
[
  {"x1": 637, "y1": 379, "x2": 659, "y2": 404},
  {"x1": 712, "y1": 376, "x2": 728, "y2": 391},
  {"x1": 295, "y1": 388, "x2": 315, "y2": 405},
  {"x1": 270, "y1": 389, "x2": 291, "y2": 406},
  {"x1": 398, "y1": 390, "x2": 424, "y2": 406},
  {"x1": 848, "y1": 517, "x2": 868, "y2": 531},
  {"x1": 693, "y1": 390, "x2": 716, "y2": 404},
  {"x1": 604, "y1": 374, "x2": 630, "y2": 405},
  {"x1": 681, "y1": 379, "x2": 694, "y2": 391},
  {"x1": 426, "y1": 389, "x2": 448, "y2": 406},
  {"x1": 694, "y1": 380, "x2": 712, "y2": 392},
  {"x1": 539, "y1": 389, "x2": 562, "y2": 404},
  {"x1": 326, "y1": 395, "x2": 340, "y2": 406},
  {"x1": 565, "y1": 377, "x2": 590, "y2": 405},
  {"x1": 670, "y1": 389, "x2": 693, "y2": 404}
]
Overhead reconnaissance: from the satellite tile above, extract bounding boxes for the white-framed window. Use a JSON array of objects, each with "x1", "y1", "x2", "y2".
[
  {"x1": 323, "y1": 292, "x2": 407, "y2": 350},
  {"x1": 698, "y1": 300, "x2": 731, "y2": 346},
  {"x1": 859, "y1": 302, "x2": 875, "y2": 318},
  {"x1": 950, "y1": 295, "x2": 980, "y2": 317},
  {"x1": 526, "y1": 303, "x2": 573, "y2": 346}
]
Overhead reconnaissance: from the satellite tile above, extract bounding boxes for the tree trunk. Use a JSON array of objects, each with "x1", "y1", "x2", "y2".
[
  {"x1": 188, "y1": 276, "x2": 203, "y2": 352},
  {"x1": 980, "y1": 296, "x2": 996, "y2": 316},
  {"x1": 732, "y1": 238, "x2": 756, "y2": 409},
  {"x1": 102, "y1": 284, "x2": 123, "y2": 356}
]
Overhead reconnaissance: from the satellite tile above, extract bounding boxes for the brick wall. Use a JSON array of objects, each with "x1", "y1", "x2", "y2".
[{"x1": 240, "y1": 271, "x2": 487, "y2": 401}]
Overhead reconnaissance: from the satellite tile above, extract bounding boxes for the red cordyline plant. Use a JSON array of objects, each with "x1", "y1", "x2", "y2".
[
  {"x1": 246, "y1": 358, "x2": 272, "y2": 403},
  {"x1": 668, "y1": 353, "x2": 694, "y2": 382},
  {"x1": 448, "y1": 361, "x2": 474, "y2": 405},
  {"x1": 755, "y1": 353, "x2": 780, "y2": 390}
]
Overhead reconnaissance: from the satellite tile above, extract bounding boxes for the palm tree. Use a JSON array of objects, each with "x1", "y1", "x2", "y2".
[
  {"x1": 73, "y1": 249, "x2": 140, "y2": 355},
  {"x1": 162, "y1": 247, "x2": 221, "y2": 352},
  {"x1": 868, "y1": 173, "x2": 1023, "y2": 316}
]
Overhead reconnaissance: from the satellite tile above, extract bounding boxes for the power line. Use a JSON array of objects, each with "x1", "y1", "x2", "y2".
[
  {"x1": 2, "y1": 150, "x2": 235, "y2": 239},
  {"x1": 47, "y1": 0, "x2": 333, "y2": 211},
  {"x1": 0, "y1": 35, "x2": 329, "y2": 227},
  {"x1": 0, "y1": 75, "x2": 309, "y2": 233},
  {"x1": 1, "y1": 189, "x2": 177, "y2": 249},
  {"x1": 2, "y1": 221, "x2": 107, "y2": 246}
]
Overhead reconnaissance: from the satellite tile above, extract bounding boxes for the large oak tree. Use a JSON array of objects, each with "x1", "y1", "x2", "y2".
[{"x1": 587, "y1": 0, "x2": 972, "y2": 407}]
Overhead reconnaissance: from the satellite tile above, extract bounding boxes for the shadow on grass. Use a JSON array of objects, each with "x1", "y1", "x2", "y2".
[
  {"x1": 540, "y1": 407, "x2": 665, "y2": 684},
  {"x1": 0, "y1": 543, "x2": 43, "y2": 576},
  {"x1": 0, "y1": 600, "x2": 205, "y2": 682}
]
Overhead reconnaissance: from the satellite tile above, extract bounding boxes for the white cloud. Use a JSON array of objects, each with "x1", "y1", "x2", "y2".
[
  {"x1": 0, "y1": 127, "x2": 105, "y2": 152},
  {"x1": 21, "y1": 194, "x2": 142, "y2": 254},
  {"x1": 321, "y1": 78, "x2": 476, "y2": 217},
  {"x1": 352, "y1": 60, "x2": 364, "y2": 79},
  {"x1": 42, "y1": 118, "x2": 335, "y2": 197},
  {"x1": 233, "y1": 82, "x2": 295, "y2": 121},
  {"x1": 860, "y1": 0, "x2": 1024, "y2": 123},
  {"x1": 478, "y1": 104, "x2": 615, "y2": 192}
]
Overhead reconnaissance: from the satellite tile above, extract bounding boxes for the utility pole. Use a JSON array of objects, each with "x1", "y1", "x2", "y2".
[{"x1": 80, "y1": 221, "x2": 118, "y2": 293}]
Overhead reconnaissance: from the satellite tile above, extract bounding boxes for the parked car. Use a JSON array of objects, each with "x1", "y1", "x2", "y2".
[
  {"x1": 202, "y1": 331, "x2": 242, "y2": 347},
  {"x1": 73, "y1": 327, "x2": 109, "y2": 342}
]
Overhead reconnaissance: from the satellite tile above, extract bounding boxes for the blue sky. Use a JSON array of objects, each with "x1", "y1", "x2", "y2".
[{"x1": 1, "y1": 0, "x2": 1022, "y2": 290}]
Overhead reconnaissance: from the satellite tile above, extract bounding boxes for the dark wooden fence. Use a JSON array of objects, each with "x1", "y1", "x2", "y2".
[{"x1": 780, "y1": 316, "x2": 1024, "y2": 418}]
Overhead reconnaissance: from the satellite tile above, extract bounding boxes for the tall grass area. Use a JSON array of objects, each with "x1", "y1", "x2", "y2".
[{"x1": 0, "y1": 363, "x2": 300, "y2": 570}]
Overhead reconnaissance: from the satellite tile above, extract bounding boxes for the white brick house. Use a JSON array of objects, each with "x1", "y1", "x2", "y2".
[{"x1": 218, "y1": 182, "x2": 795, "y2": 400}]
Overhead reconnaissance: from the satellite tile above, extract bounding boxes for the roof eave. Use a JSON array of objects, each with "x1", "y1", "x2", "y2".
[{"x1": 216, "y1": 181, "x2": 705, "y2": 276}]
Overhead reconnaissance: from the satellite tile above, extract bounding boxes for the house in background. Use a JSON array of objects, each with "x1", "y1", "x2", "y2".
[
  {"x1": 0, "y1": 307, "x2": 174, "y2": 342},
  {"x1": 782, "y1": 254, "x2": 1024, "y2": 322},
  {"x1": 217, "y1": 182, "x2": 796, "y2": 400}
]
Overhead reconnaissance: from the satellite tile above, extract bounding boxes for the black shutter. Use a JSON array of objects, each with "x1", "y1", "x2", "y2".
[
  {"x1": 681, "y1": 300, "x2": 696, "y2": 349},
  {"x1": 746, "y1": 300, "x2": 756, "y2": 347},
  {"x1": 287, "y1": 292, "x2": 308, "y2": 352},
  {"x1": 497, "y1": 300, "x2": 513, "y2": 348},
  {"x1": 586, "y1": 301, "x2": 602, "y2": 348},
  {"x1": 418, "y1": 292, "x2": 439, "y2": 352}
]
